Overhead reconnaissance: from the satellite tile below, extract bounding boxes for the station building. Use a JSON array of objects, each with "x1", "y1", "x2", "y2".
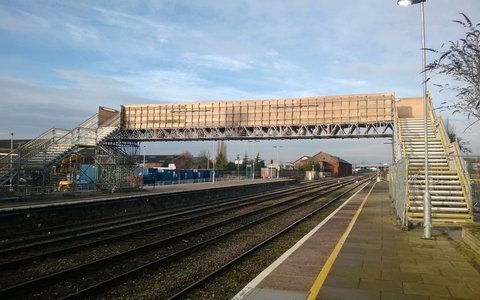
[{"x1": 293, "y1": 151, "x2": 352, "y2": 177}]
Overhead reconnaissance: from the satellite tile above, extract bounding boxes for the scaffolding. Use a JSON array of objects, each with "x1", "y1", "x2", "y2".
[{"x1": 94, "y1": 140, "x2": 140, "y2": 192}]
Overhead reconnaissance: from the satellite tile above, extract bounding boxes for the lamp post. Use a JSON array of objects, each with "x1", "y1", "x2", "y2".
[
  {"x1": 397, "y1": 0, "x2": 432, "y2": 239},
  {"x1": 273, "y1": 145, "x2": 283, "y2": 179},
  {"x1": 9, "y1": 132, "x2": 13, "y2": 191},
  {"x1": 235, "y1": 155, "x2": 242, "y2": 181},
  {"x1": 249, "y1": 140, "x2": 260, "y2": 180},
  {"x1": 212, "y1": 142, "x2": 216, "y2": 184}
]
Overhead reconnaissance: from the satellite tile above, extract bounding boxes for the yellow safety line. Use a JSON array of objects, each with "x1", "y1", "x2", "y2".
[{"x1": 307, "y1": 181, "x2": 376, "y2": 300}]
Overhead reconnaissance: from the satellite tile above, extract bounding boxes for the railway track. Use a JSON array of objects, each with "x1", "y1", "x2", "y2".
[
  {"x1": 0, "y1": 180, "x2": 324, "y2": 269},
  {"x1": 0, "y1": 176, "x2": 372, "y2": 299}
]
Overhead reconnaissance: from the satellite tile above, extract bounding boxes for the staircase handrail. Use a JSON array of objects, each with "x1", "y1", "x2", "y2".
[
  {"x1": 94, "y1": 112, "x2": 121, "y2": 145},
  {"x1": 393, "y1": 100, "x2": 405, "y2": 162},
  {"x1": 430, "y1": 96, "x2": 472, "y2": 213},
  {"x1": 76, "y1": 113, "x2": 99, "y2": 130},
  {"x1": 53, "y1": 111, "x2": 120, "y2": 147},
  {"x1": 0, "y1": 128, "x2": 70, "y2": 170},
  {"x1": 436, "y1": 116, "x2": 451, "y2": 157},
  {"x1": 426, "y1": 92, "x2": 437, "y2": 125},
  {"x1": 450, "y1": 141, "x2": 473, "y2": 212}
]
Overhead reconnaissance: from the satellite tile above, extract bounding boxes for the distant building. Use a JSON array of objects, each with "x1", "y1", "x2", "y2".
[
  {"x1": 0, "y1": 139, "x2": 30, "y2": 156},
  {"x1": 293, "y1": 152, "x2": 352, "y2": 177},
  {"x1": 135, "y1": 155, "x2": 179, "y2": 168}
]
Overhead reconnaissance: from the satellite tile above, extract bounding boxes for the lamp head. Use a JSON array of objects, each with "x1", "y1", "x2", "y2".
[{"x1": 397, "y1": 0, "x2": 425, "y2": 5}]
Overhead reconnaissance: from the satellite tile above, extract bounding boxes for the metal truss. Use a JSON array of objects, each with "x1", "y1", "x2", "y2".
[{"x1": 107, "y1": 122, "x2": 394, "y2": 141}]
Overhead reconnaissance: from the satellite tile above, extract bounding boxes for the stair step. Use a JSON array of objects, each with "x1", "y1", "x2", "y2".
[
  {"x1": 410, "y1": 200, "x2": 467, "y2": 206},
  {"x1": 409, "y1": 185, "x2": 462, "y2": 190},
  {"x1": 408, "y1": 216, "x2": 473, "y2": 224},
  {"x1": 409, "y1": 195, "x2": 465, "y2": 201},
  {"x1": 409, "y1": 206, "x2": 469, "y2": 213},
  {"x1": 409, "y1": 160, "x2": 448, "y2": 163},
  {"x1": 408, "y1": 169, "x2": 456, "y2": 173},
  {"x1": 408, "y1": 181, "x2": 461, "y2": 186},
  {"x1": 409, "y1": 189, "x2": 463, "y2": 194}
]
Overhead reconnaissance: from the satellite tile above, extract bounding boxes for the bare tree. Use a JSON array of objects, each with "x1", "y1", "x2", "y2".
[
  {"x1": 216, "y1": 141, "x2": 227, "y2": 158},
  {"x1": 444, "y1": 117, "x2": 472, "y2": 154},
  {"x1": 174, "y1": 151, "x2": 193, "y2": 169},
  {"x1": 196, "y1": 150, "x2": 210, "y2": 169},
  {"x1": 426, "y1": 14, "x2": 480, "y2": 122}
]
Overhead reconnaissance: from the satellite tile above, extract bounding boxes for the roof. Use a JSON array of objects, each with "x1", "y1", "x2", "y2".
[
  {"x1": 0, "y1": 139, "x2": 31, "y2": 153},
  {"x1": 293, "y1": 155, "x2": 311, "y2": 164},
  {"x1": 307, "y1": 151, "x2": 352, "y2": 165}
]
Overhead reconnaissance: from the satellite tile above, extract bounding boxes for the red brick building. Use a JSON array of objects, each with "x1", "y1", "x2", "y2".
[{"x1": 293, "y1": 152, "x2": 352, "y2": 177}]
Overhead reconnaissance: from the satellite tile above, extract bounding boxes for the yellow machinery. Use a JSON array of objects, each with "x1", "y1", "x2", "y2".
[{"x1": 57, "y1": 180, "x2": 72, "y2": 192}]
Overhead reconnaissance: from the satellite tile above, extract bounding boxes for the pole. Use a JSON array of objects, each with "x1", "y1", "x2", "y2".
[
  {"x1": 252, "y1": 141, "x2": 256, "y2": 181},
  {"x1": 274, "y1": 145, "x2": 283, "y2": 179},
  {"x1": 212, "y1": 142, "x2": 215, "y2": 184},
  {"x1": 142, "y1": 144, "x2": 146, "y2": 187},
  {"x1": 9, "y1": 132, "x2": 13, "y2": 191},
  {"x1": 420, "y1": 1, "x2": 432, "y2": 239}
]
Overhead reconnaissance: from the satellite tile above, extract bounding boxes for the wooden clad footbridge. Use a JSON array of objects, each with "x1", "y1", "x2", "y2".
[{"x1": 118, "y1": 93, "x2": 394, "y2": 140}]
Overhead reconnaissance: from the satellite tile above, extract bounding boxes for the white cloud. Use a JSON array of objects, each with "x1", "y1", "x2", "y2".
[
  {"x1": 66, "y1": 24, "x2": 98, "y2": 41},
  {"x1": 183, "y1": 53, "x2": 253, "y2": 71}
]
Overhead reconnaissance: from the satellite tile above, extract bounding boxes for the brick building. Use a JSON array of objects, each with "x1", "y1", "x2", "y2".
[{"x1": 293, "y1": 151, "x2": 352, "y2": 177}]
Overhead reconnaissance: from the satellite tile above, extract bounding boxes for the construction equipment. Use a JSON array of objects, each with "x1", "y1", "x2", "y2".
[{"x1": 57, "y1": 180, "x2": 71, "y2": 192}]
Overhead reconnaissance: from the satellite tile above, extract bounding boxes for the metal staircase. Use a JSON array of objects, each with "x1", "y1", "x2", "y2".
[
  {"x1": 0, "y1": 112, "x2": 120, "y2": 187},
  {"x1": 397, "y1": 102, "x2": 472, "y2": 224}
]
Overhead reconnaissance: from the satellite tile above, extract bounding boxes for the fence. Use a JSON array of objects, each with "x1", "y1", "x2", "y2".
[
  {"x1": 464, "y1": 156, "x2": 480, "y2": 213},
  {"x1": 389, "y1": 158, "x2": 409, "y2": 228}
]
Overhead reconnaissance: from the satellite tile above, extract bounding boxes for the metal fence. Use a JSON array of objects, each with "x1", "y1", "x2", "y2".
[
  {"x1": 464, "y1": 156, "x2": 480, "y2": 213},
  {"x1": 389, "y1": 158, "x2": 409, "y2": 228}
]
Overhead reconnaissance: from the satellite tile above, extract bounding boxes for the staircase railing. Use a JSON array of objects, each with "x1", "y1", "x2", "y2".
[
  {"x1": 428, "y1": 95, "x2": 472, "y2": 214},
  {"x1": 450, "y1": 141, "x2": 473, "y2": 212},
  {"x1": 0, "y1": 128, "x2": 70, "y2": 174},
  {"x1": 393, "y1": 101, "x2": 405, "y2": 162}
]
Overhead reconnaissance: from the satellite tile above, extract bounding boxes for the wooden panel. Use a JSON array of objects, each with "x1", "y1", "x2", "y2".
[
  {"x1": 396, "y1": 97, "x2": 423, "y2": 118},
  {"x1": 121, "y1": 93, "x2": 394, "y2": 129}
]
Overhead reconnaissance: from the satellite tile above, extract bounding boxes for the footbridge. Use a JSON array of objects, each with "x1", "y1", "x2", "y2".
[{"x1": 117, "y1": 93, "x2": 394, "y2": 141}]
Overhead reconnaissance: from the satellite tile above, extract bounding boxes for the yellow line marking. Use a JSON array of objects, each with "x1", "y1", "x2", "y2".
[
  {"x1": 307, "y1": 181, "x2": 376, "y2": 300},
  {"x1": 233, "y1": 181, "x2": 371, "y2": 300}
]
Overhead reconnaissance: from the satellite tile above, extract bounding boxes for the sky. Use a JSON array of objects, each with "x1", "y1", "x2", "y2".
[{"x1": 0, "y1": 0, "x2": 479, "y2": 164}]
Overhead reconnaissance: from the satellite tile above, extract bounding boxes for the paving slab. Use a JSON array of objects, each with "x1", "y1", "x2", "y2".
[{"x1": 317, "y1": 181, "x2": 480, "y2": 300}]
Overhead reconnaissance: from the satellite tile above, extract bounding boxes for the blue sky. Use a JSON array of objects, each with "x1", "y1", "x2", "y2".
[{"x1": 0, "y1": 0, "x2": 479, "y2": 164}]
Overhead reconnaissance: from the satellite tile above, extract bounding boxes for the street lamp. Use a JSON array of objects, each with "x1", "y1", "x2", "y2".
[
  {"x1": 397, "y1": 0, "x2": 432, "y2": 239},
  {"x1": 235, "y1": 154, "x2": 242, "y2": 181}
]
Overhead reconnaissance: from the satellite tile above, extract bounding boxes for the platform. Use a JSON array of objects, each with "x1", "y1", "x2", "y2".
[
  {"x1": 0, "y1": 178, "x2": 292, "y2": 212},
  {"x1": 235, "y1": 181, "x2": 480, "y2": 300}
]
